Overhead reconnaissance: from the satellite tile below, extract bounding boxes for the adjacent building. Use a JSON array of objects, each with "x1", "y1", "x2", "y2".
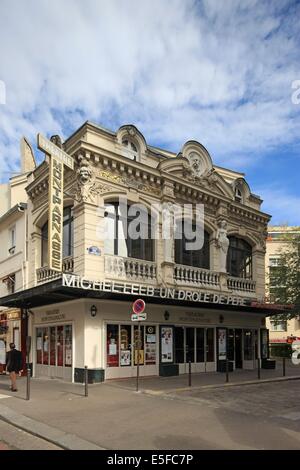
[
  {"x1": 266, "y1": 225, "x2": 300, "y2": 346},
  {"x1": 0, "y1": 138, "x2": 36, "y2": 370},
  {"x1": 0, "y1": 122, "x2": 281, "y2": 382}
]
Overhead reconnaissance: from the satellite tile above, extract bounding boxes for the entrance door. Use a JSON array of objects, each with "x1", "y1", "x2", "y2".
[
  {"x1": 235, "y1": 329, "x2": 243, "y2": 368},
  {"x1": 185, "y1": 327, "x2": 195, "y2": 372},
  {"x1": 36, "y1": 325, "x2": 73, "y2": 381}
]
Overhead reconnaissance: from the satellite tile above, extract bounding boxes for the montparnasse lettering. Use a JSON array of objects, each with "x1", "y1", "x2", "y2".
[{"x1": 48, "y1": 156, "x2": 64, "y2": 271}]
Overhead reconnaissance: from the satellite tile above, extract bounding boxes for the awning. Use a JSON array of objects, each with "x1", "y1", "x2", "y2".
[{"x1": 0, "y1": 278, "x2": 290, "y2": 315}]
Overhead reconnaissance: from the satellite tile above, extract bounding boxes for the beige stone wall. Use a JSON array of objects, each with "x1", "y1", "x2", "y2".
[{"x1": 25, "y1": 122, "x2": 270, "y2": 302}]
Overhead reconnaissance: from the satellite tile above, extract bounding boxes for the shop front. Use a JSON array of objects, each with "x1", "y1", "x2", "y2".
[{"x1": 0, "y1": 279, "x2": 274, "y2": 383}]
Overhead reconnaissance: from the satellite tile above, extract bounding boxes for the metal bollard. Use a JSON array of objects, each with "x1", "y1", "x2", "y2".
[
  {"x1": 84, "y1": 366, "x2": 88, "y2": 397},
  {"x1": 283, "y1": 357, "x2": 286, "y2": 377},
  {"x1": 257, "y1": 358, "x2": 261, "y2": 380},
  {"x1": 188, "y1": 360, "x2": 192, "y2": 387},
  {"x1": 26, "y1": 366, "x2": 31, "y2": 401},
  {"x1": 225, "y1": 357, "x2": 229, "y2": 383}
]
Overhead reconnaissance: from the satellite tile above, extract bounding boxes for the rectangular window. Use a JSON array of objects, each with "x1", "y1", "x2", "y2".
[
  {"x1": 270, "y1": 320, "x2": 287, "y2": 331},
  {"x1": 196, "y1": 328, "x2": 205, "y2": 363},
  {"x1": 36, "y1": 328, "x2": 43, "y2": 364},
  {"x1": 107, "y1": 324, "x2": 119, "y2": 367},
  {"x1": 186, "y1": 327, "x2": 195, "y2": 362},
  {"x1": 120, "y1": 325, "x2": 131, "y2": 367},
  {"x1": 174, "y1": 327, "x2": 184, "y2": 363},
  {"x1": 50, "y1": 327, "x2": 56, "y2": 366},
  {"x1": 57, "y1": 326, "x2": 64, "y2": 367},
  {"x1": 134, "y1": 325, "x2": 144, "y2": 365},
  {"x1": 145, "y1": 325, "x2": 156, "y2": 365},
  {"x1": 43, "y1": 328, "x2": 49, "y2": 365},
  {"x1": 9, "y1": 226, "x2": 16, "y2": 253},
  {"x1": 243, "y1": 330, "x2": 253, "y2": 360},
  {"x1": 64, "y1": 325, "x2": 72, "y2": 367},
  {"x1": 161, "y1": 327, "x2": 173, "y2": 363},
  {"x1": 206, "y1": 328, "x2": 215, "y2": 362}
]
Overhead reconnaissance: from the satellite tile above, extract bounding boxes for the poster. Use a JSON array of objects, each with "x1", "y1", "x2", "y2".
[
  {"x1": 218, "y1": 329, "x2": 226, "y2": 360},
  {"x1": 145, "y1": 344, "x2": 156, "y2": 364},
  {"x1": 109, "y1": 342, "x2": 117, "y2": 355},
  {"x1": 0, "y1": 340, "x2": 5, "y2": 364},
  {"x1": 65, "y1": 348, "x2": 72, "y2": 366},
  {"x1": 134, "y1": 349, "x2": 144, "y2": 365},
  {"x1": 161, "y1": 327, "x2": 173, "y2": 363},
  {"x1": 120, "y1": 350, "x2": 131, "y2": 366},
  {"x1": 36, "y1": 337, "x2": 42, "y2": 351}
]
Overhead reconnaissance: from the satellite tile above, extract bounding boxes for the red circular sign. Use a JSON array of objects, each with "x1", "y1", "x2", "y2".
[{"x1": 132, "y1": 299, "x2": 146, "y2": 315}]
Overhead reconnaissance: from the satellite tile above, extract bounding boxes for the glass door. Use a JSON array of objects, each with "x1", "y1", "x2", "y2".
[
  {"x1": 235, "y1": 329, "x2": 243, "y2": 368},
  {"x1": 185, "y1": 327, "x2": 195, "y2": 372}
]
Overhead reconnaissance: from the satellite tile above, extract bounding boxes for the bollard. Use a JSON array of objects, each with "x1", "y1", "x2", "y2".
[
  {"x1": 257, "y1": 358, "x2": 261, "y2": 380},
  {"x1": 188, "y1": 360, "x2": 192, "y2": 387},
  {"x1": 225, "y1": 357, "x2": 229, "y2": 383},
  {"x1": 84, "y1": 366, "x2": 88, "y2": 397},
  {"x1": 26, "y1": 366, "x2": 31, "y2": 401},
  {"x1": 283, "y1": 357, "x2": 286, "y2": 377}
]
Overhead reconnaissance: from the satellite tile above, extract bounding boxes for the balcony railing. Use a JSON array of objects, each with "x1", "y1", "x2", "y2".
[
  {"x1": 36, "y1": 256, "x2": 74, "y2": 283},
  {"x1": 174, "y1": 264, "x2": 220, "y2": 288},
  {"x1": 227, "y1": 276, "x2": 256, "y2": 293},
  {"x1": 105, "y1": 255, "x2": 157, "y2": 283}
]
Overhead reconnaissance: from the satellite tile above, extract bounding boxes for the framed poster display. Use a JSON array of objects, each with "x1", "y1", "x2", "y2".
[{"x1": 161, "y1": 326, "x2": 173, "y2": 363}]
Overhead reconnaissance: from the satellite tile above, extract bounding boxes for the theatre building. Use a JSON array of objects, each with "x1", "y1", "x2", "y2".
[{"x1": 0, "y1": 122, "x2": 278, "y2": 382}]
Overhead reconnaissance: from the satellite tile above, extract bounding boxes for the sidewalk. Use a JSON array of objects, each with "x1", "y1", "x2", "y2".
[
  {"x1": 0, "y1": 365, "x2": 300, "y2": 450},
  {"x1": 108, "y1": 361, "x2": 300, "y2": 394}
]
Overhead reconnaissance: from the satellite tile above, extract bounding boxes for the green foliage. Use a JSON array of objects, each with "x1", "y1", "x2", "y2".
[{"x1": 268, "y1": 234, "x2": 300, "y2": 320}]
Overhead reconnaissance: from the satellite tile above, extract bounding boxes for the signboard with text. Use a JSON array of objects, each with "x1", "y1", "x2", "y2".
[
  {"x1": 48, "y1": 156, "x2": 64, "y2": 271},
  {"x1": 37, "y1": 133, "x2": 74, "y2": 272},
  {"x1": 131, "y1": 312, "x2": 147, "y2": 322}
]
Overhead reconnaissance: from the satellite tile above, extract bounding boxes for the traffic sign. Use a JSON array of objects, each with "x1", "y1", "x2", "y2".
[
  {"x1": 131, "y1": 312, "x2": 147, "y2": 322},
  {"x1": 132, "y1": 299, "x2": 146, "y2": 315}
]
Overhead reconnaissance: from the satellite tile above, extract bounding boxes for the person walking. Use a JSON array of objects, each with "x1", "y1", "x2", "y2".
[{"x1": 6, "y1": 343, "x2": 23, "y2": 392}]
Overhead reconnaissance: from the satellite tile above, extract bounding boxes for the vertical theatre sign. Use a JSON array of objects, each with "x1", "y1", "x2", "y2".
[{"x1": 37, "y1": 133, "x2": 74, "y2": 271}]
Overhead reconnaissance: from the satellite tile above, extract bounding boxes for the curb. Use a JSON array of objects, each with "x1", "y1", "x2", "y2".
[
  {"x1": 0, "y1": 404, "x2": 106, "y2": 450},
  {"x1": 142, "y1": 375, "x2": 300, "y2": 396}
]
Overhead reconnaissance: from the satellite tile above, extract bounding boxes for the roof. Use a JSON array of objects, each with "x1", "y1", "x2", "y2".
[{"x1": 0, "y1": 202, "x2": 27, "y2": 225}]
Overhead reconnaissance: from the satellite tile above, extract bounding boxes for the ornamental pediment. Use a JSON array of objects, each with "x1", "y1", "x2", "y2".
[{"x1": 158, "y1": 157, "x2": 234, "y2": 199}]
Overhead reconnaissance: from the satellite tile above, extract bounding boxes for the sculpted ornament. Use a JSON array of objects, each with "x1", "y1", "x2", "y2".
[
  {"x1": 68, "y1": 160, "x2": 113, "y2": 203},
  {"x1": 183, "y1": 160, "x2": 218, "y2": 187},
  {"x1": 216, "y1": 220, "x2": 229, "y2": 273}
]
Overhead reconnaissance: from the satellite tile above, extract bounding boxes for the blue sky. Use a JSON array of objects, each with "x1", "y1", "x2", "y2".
[{"x1": 0, "y1": 0, "x2": 300, "y2": 224}]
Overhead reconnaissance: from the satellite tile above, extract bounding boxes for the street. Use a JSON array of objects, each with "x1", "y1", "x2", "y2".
[{"x1": 0, "y1": 376, "x2": 300, "y2": 450}]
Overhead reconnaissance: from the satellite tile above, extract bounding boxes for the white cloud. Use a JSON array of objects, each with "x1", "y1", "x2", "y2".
[
  {"x1": 258, "y1": 186, "x2": 300, "y2": 226},
  {"x1": 0, "y1": 0, "x2": 299, "y2": 196}
]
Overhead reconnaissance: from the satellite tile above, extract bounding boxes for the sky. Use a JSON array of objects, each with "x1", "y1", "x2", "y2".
[{"x1": 0, "y1": 0, "x2": 300, "y2": 225}]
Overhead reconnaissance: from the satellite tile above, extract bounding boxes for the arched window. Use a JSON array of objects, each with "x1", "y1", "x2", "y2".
[
  {"x1": 235, "y1": 187, "x2": 243, "y2": 203},
  {"x1": 104, "y1": 202, "x2": 154, "y2": 261},
  {"x1": 227, "y1": 236, "x2": 252, "y2": 279},
  {"x1": 41, "y1": 206, "x2": 74, "y2": 267},
  {"x1": 175, "y1": 221, "x2": 210, "y2": 269},
  {"x1": 122, "y1": 138, "x2": 139, "y2": 161}
]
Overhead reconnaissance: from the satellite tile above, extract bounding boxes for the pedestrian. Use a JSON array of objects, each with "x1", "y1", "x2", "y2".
[{"x1": 6, "y1": 343, "x2": 23, "y2": 392}]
